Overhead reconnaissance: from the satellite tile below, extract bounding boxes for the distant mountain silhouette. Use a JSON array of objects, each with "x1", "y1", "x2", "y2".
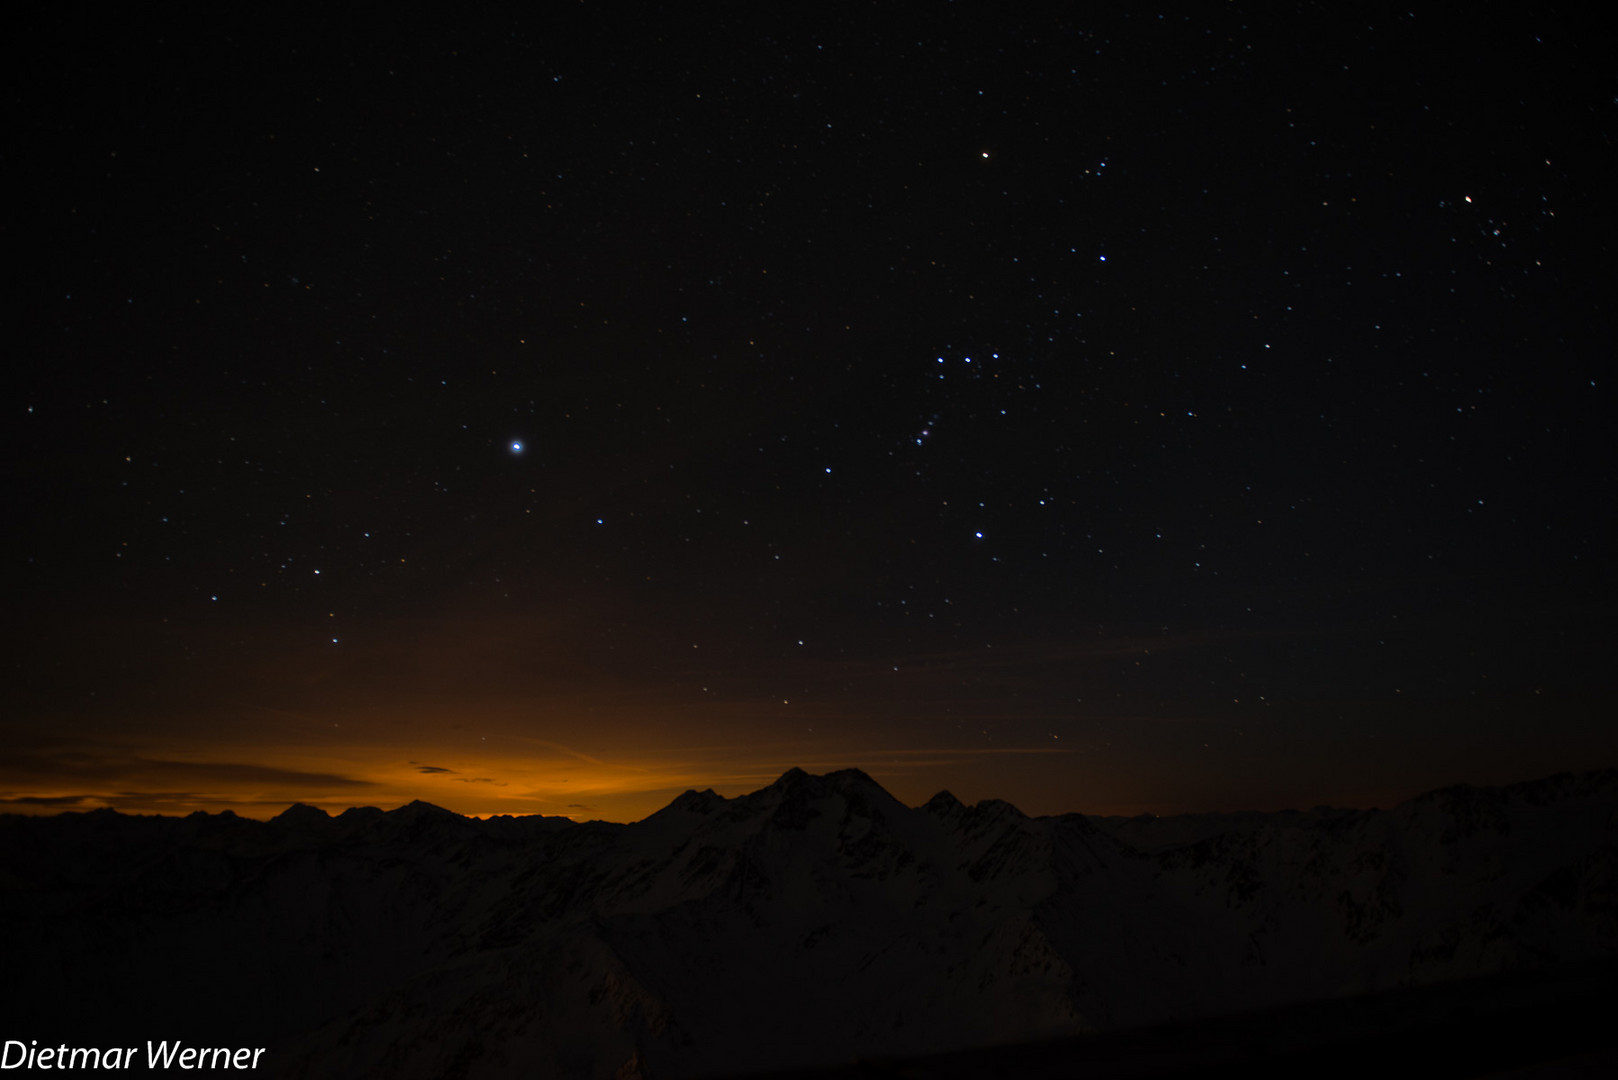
[{"x1": 3, "y1": 768, "x2": 1616, "y2": 1078}]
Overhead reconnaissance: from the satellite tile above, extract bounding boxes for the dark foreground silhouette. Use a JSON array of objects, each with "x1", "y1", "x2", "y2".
[
  {"x1": 728, "y1": 960, "x2": 1618, "y2": 1078},
  {"x1": 3, "y1": 768, "x2": 1615, "y2": 1077}
]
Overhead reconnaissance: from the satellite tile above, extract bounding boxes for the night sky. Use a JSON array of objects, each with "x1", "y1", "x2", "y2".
[{"x1": 9, "y1": 7, "x2": 1615, "y2": 823}]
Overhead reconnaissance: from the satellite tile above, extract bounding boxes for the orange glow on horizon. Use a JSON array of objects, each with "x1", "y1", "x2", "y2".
[{"x1": 1, "y1": 710, "x2": 1136, "y2": 822}]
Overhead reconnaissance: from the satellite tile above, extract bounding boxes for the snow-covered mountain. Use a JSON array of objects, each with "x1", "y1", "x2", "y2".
[{"x1": 3, "y1": 767, "x2": 1614, "y2": 1078}]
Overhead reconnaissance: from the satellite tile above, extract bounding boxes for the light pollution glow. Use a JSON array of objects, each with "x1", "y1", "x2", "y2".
[
  {"x1": 9, "y1": 613, "x2": 1604, "y2": 823},
  {"x1": 0, "y1": 729, "x2": 1098, "y2": 823}
]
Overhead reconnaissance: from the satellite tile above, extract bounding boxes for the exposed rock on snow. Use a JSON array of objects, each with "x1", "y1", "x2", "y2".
[{"x1": 3, "y1": 768, "x2": 1615, "y2": 1078}]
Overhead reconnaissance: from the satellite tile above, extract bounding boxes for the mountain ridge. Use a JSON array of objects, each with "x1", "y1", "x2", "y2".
[
  {"x1": 22, "y1": 763, "x2": 1610, "y2": 832},
  {"x1": 3, "y1": 767, "x2": 1615, "y2": 1078}
]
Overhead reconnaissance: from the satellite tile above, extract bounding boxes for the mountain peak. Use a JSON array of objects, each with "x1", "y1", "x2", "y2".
[
  {"x1": 824, "y1": 767, "x2": 882, "y2": 791},
  {"x1": 757, "y1": 767, "x2": 902, "y2": 807},
  {"x1": 389, "y1": 799, "x2": 459, "y2": 820},
  {"x1": 972, "y1": 798, "x2": 1028, "y2": 821},
  {"x1": 664, "y1": 788, "x2": 725, "y2": 815},
  {"x1": 766, "y1": 766, "x2": 888, "y2": 794},
  {"x1": 272, "y1": 803, "x2": 332, "y2": 827}
]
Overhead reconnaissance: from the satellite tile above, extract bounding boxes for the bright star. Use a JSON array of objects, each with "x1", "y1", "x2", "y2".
[{"x1": 510, "y1": 441, "x2": 524, "y2": 454}]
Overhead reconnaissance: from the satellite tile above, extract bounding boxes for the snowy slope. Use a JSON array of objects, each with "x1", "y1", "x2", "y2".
[{"x1": 3, "y1": 768, "x2": 1614, "y2": 1079}]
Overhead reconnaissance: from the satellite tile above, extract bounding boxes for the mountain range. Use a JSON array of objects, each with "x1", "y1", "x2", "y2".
[{"x1": 3, "y1": 767, "x2": 1615, "y2": 1078}]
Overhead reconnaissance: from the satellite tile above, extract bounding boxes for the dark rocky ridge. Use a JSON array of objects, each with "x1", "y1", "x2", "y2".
[{"x1": 2, "y1": 768, "x2": 1615, "y2": 1078}]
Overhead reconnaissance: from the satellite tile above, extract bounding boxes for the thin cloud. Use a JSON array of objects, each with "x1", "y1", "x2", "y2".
[
  {"x1": 0, "y1": 794, "x2": 97, "y2": 806},
  {"x1": 0, "y1": 747, "x2": 377, "y2": 790},
  {"x1": 138, "y1": 760, "x2": 378, "y2": 788},
  {"x1": 864, "y1": 747, "x2": 1082, "y2": 756}
]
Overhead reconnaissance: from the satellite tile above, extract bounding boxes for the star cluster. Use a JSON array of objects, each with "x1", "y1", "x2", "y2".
[{"x1": 6, "y1": 7, "x2": 1613, "y2": 820}]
